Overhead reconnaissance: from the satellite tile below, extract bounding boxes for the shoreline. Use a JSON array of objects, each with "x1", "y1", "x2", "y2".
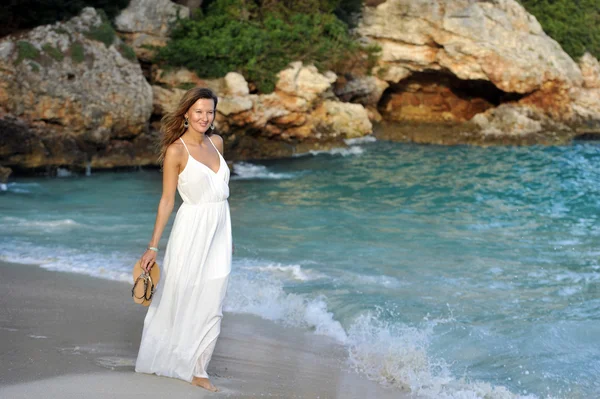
[{"x1": 0, "y1": 260, "x2": 405, "y2": 398}]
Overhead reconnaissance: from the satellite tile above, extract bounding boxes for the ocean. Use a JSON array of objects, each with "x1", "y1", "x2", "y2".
[{"x1": 1, "y1": 136, "x2": 599, "y2": 398}]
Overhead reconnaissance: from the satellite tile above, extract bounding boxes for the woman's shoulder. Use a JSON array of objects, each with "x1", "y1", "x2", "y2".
[
  {"x1": 209, "y1": 133, "x2": 224, "y2": 152},
  {"x1": 165, "y1": 139, "x2": 186, "y2": 161},
  {"x1": 209, "y1": 133, "x2": 223, "y2": 145}
]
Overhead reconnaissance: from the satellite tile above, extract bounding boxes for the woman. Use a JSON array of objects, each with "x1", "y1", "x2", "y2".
[{"x1": 135, "y1": 87, "x2": 232, "y2": 392}]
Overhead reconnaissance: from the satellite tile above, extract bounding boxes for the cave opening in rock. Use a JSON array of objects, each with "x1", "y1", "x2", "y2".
[{"x1": 378, "y1": 71, "x2": 525, "y2": 124}]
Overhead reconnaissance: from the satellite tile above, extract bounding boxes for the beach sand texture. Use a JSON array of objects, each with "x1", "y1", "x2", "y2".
[{"x1": 0, "y1": 261, "x2": 405, "y2": 398}]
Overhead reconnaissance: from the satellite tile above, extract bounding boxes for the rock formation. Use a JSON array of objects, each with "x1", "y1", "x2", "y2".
[
  {"x1": 356, "y1": 0, "x2": 600, "y2": 143},
  {"x1": 115, "y1": 0, "x2": 190, "y2": 62},
  {"x1": 5, "y1": 0, "x2": 599, "y2": 174},
  {"x1": 0, "y1": 6, "x2": 373, "y2": 173},
  {"x1": 152, "y1": 63, "x2": 373, "y2": 160},
  {"x1": 0, "y1": 7, "x2": 153, "y2": 171}
]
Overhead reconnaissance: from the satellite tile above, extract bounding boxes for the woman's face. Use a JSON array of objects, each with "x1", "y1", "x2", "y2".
[{"x1": 185, "y1": 98, "x2": 215, "y2": 134}]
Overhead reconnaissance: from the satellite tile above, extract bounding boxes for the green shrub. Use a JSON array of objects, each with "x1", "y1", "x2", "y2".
[
  {"x1": 15, "y1": 41, "x2": 40, "y2": 65},
  {"x1": 42, "y1": 43, "x2": 65, "y2": 62},
  {"x1": 84, "y1": 20, "x2": 116, "y2": 47},
  {"x1": 156, "y1": 0, "x2": 366, "y2": 93},
  {"x1": 118, "y1": 43, "x2": 137, "y2": 61},
  {"x1": 519, "y1": 0, "x2": 600, "y2": 60},
  {"x1": 70, "y1": 42, "x2": 85, "y2": 63}
]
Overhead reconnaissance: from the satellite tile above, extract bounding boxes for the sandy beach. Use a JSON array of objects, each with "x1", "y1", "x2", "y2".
[{"x1": 0, "y1": 261, "x2": 404, "y2": 399}]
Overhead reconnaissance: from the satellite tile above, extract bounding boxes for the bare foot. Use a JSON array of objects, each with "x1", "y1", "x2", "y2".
[{"x1": 191, "y1": 376, "x2": 218, "y2": 392}]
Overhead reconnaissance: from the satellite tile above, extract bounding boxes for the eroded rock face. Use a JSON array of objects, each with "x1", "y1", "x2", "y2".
[
  {"x1": 580, "y1": 53, "x2": 600, "y2": 89},
  {"x1": 115, "y1": 0, "x2": 190, "y2": 61},
  {"x1": 359, "y1": 0, "x2": 582, "y2": 92},
  {"x1": 335, "y1": 75, "x2": 389, "y2": 107},
  {"x1": 221, "y1": 66, "x2": 372, "y2": 146},
  {"x1": 151, "y1": 64, "x2": 373, "y2": 159},
  {"x1": 276, "y1": 62, "x2": 337, "y2": 105},
  {"x1": 116, "y1": 0, "x2": 189, "y2": 36},
  {"x1": 358, "y1": 0, "x2": 600, "y2": 141},
  {"x1": 471, "y1": 104, "x2": 569, "y2": 138},
  {"x1": 0, "y1": 8, "x2": 153, "y2": 170},
  {"x1": 570, "y1": 56, "x2": 600, "y2": 135}
]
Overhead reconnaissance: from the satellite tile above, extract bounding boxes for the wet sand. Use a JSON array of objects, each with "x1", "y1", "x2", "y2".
[{"x1": 0, "y1": 261, "x2": 404, "y2": 398}]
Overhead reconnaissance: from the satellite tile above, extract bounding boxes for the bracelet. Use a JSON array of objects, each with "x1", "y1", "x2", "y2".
[{"x1": 148, "y1": 246, "x2": 159, "y2": 252}]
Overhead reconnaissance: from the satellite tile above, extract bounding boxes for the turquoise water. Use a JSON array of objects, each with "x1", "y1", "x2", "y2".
[{"x1": 1, "y1": 137, "x2": 599, "y2": 398}]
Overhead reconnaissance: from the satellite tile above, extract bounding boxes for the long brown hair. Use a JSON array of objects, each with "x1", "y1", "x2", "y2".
[{"x1": 158, "y1": 87, "x2": 219, "y2": 164}]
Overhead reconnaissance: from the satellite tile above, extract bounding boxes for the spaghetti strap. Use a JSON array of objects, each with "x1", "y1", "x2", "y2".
[
  {"x1": 207, "y1": 135, "x2": 222, "y2": 156},
  {"x1": 179, "y1": 137, "x2": 190, "y2": 155}
]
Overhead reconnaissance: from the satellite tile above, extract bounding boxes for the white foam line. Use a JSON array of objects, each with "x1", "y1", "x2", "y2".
[
  {"x1": 232, "y1": 162, "x2": 295, "y2": 180},
  {"x1": 344, "y1": 135, "x2": 377, "y2": 145},
  {"x1": 293, "y1": 146, "x2": 365, "y2": 157}
]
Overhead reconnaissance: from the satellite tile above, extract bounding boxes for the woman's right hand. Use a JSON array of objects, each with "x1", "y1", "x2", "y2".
[{"x1": 140, "y1": 249, "x2": 157, "y2": 272}]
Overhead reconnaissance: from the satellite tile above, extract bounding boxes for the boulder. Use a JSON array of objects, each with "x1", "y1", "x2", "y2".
[
  {"x1": 276, "y1": 62, "x2": 337, "y2": 105},
  {"x1": 115, "y1": 0, "x2": 190, "y2": 61},
  {"x1": 311, "y1": 100, "x2": 373, "y2": 139},
  {"x1": 224, "y1": 72, "x2": 250, "y2": 96},
  {"x1": 0, "y1": 7, "x2": 153, "y2": 169},
  {"x1": 334, "y1": 75, "x2": 389, "y2": 107},
  {"x1": 218, "y1": 96, "x2": 254, "y2": 117},
  {"x1": 471, "y1": 104, "x2": 569, "y2": 137},
  {"x1": 115, "y1": 0, "x2": 189, "y2": 36}
]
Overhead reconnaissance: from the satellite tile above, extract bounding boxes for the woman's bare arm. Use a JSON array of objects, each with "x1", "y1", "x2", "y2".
[{"x1": 140, "y1": 144, "x2": 182, "y2": 271}]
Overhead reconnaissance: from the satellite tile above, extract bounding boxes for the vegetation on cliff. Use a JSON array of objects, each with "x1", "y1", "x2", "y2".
[
  {"x1": 519, "y1": 0, "x2": 600, "y2": 60},
  {"x1": 0, "y1": 0, "x2": 130, "y2": 38},
  {"x1": 155, "y1": 0, "x2": 375, "y2": 93}
]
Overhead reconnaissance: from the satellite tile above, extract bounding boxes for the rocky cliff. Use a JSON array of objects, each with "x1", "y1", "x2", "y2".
[
  {"x1": 2, "y1": 0, "x2": 600, "y2": 175},
  {"x1": 356, "y1": 0, "x2": 600, "y2": 144},
  {"x1": 0, "y1": 2, "x2": 373, "y2": 174},
  {"x1": 0, "y1": 7, "x2": 153, "y2": 171}
]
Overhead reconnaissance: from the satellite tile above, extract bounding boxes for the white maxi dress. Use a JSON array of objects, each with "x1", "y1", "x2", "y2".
[{"x1": 135, "y1": 136, "x2": 232, "y2": 382}]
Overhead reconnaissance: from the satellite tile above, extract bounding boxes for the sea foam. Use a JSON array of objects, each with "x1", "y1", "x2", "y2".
[
  {"x1": 304, "y1": 146, "x2": 365, "y2": 157},
  {"x1": 0, "y1": 246, "x2": 544, "y2": 398},
  {"x1": 3, "y1": 216, "x2": 82, "y2": 230},
  {"x1": 242, "y1": 262, "x2": 324, "y2": 281},
  {"x1": 232, "y1": 162, "x2": 295, "y2": 180},
  {"x1": 224, "y1": 262, "x2": 348, "y2": 343},
  {"x1": 345, "y1": 313, "x2": 540, "y2": 399},
  {"x1": 344, "y1": 135, "x2": 377, "y2": 145},
  {"x1": 4, "y1": 182, "x2": 42, "y2": 194}
]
